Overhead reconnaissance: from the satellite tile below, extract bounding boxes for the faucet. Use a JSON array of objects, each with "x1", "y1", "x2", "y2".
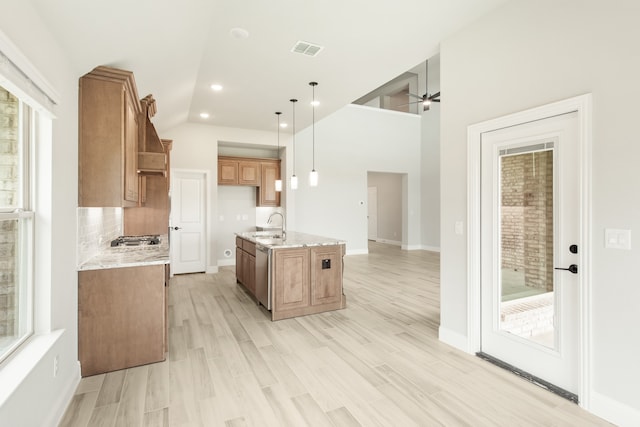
[{"x1": 267, "y1": 212, "x2": 286, "y2": 241}]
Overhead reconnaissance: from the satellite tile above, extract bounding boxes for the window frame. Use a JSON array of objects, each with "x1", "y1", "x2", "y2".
[{"x1": 0, "y1": 88, "x2": 36, "y2": 364}]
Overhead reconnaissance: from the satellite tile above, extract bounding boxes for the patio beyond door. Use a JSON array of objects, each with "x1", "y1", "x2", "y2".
[{"x1": 480, "y1": 112, "x2": 580, "y2": 396}]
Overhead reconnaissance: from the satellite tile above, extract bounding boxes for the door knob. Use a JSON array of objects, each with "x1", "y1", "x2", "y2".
[
  {"x1": 172, "y1": 226, "x2": 181, "y2": 230},
  {"x1": 555, "y1": 264, "x2": 578, "y2": 274}
]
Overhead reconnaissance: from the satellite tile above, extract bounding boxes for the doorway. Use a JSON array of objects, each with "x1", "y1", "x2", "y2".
[
  {"x1": 467, "y1": 94, "x2": 592, "y2": 405},
  {"x1": 367, "y1": 172, "x2": 403, "y2": 247},
  {"x1": 170, "y1": 170, "x2": 207, "y2": 274}
]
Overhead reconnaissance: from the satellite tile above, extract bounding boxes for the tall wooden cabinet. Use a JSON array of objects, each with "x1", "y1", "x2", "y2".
[{"x1": 79, "y1": 66, "x2": 141, "y2": 207}]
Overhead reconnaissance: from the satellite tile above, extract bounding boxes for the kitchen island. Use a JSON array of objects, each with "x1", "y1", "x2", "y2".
[
  {"x1": 235, "y1": 231, "x2": 346, "y2": 321},
  {"x1": 77, "y1": 236, "x2": 170, "y2": 376}
]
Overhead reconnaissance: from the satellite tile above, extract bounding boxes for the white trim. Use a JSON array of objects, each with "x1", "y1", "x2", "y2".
[
  {"x1": 421, "y1": 245, "x2": 441, "y2": 252},
  {"x1": 438, "y1": 326, "x2": 470, "y2": 353},
  {"x1": 217, "y1": 259, "x2": 235, "y2": 267},
  {"x1": 206, "y1": 266, "x2": 219, "y2": 274},
  {"x1": 590, "y1": 391, "x2": 640, "y2": 427},
  {"x1": 0, "y1": 29, "x2": 59, "y2": 109},
  {"x1": 401, "y1": 244, "x2": 423, "y2": 250},
  {"x1": 346, "y1": 249, "x2": 368, "y2": 256},
  {"x1": 375, "y1": 238, "x2": 401, "y2": 246},
  {"x1": 466, "y1": 94, "x2": 593, "y2": 404},
  {"x1": 48, "y1": 361, "x2": 81, "y2": 427}
]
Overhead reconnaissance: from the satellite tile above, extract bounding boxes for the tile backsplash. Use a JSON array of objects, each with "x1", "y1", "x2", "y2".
[{"x1": 77, "y1": 207, "x2": 123, "y2": 266}]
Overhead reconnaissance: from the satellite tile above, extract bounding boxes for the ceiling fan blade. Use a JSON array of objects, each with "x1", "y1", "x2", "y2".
[
  {"x1": 431, "y1": 99, "x2": 440, "y2": 102},
  {"x1": 429, "y1": 91, "x2": 440, "y2": 100},
  {"x1": 407, "y1": 93, "x2": 425, "y2": 100}
]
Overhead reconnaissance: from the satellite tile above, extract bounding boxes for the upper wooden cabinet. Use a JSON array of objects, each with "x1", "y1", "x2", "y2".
[
  {"x1": 257, "y1": 161, "x2": 281, "y2": 207},
  {"x1": 218, "y1": 156, "x2": 281, "y2": 207},
  {"x1": 79, "y1": 66, "x2": 141, "y2": 207}
]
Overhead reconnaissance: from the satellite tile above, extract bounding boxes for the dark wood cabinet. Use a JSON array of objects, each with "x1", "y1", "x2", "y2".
[
  {"x1": 78, "y1": 264, "x2": 166, "y2": 377},
  {"x1": 218, "y1": 156, "x2": 281, "y2": 207},
  {"x1": 236, "y1": 237, "x2": 257, "y2": 296},
  {"x1": 79, "y1": 66, "x2": 141, "y2": 207}
]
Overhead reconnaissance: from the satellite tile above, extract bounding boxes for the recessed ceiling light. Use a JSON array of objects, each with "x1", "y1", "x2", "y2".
[
  {"x1": 229, "y1": 27, "x2": 249, "y2": 39},
  {"x1": 200, "y1": 112, "x2": 210, "y2": 119},
  {"x1": 210, "y1": 84, "x2": 223, "y2": 91}
]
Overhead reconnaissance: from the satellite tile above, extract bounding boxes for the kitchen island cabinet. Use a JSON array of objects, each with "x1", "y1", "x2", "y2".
[{"x1": 235, "y1": 232, "x2": 346, "y2": 321}]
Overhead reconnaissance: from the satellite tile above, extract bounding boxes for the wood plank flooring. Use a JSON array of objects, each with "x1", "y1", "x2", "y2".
[{"x1": 60, "y1": 242, "x2": 611, "y2": 426}]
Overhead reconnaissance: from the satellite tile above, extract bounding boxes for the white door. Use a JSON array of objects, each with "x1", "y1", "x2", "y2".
[
  {"x1": 171, "y1": 171, "x2": 206, "y2": 274},
  {"x1": 480, "y1": 112, "x2": 580, "y2": 395},
  {"x1": 367, "y1": 187, "x2": 378, "y2": 241}
]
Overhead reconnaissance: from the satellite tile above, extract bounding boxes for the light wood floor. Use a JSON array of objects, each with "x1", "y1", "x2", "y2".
[{"x1": 60, "y1": 242, "x2": 611, "y2": 426}]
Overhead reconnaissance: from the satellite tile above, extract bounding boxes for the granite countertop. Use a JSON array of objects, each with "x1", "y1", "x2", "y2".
[
  {"x1": 78, "y1": 235, "x2": 170, "y2": 271},
  {"x1": 236, "y1": 231, "x2": 346, "y2": 250}
]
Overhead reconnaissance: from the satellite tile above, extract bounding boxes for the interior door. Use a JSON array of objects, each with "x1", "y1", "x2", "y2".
[
  {"x1": 171, "y1": 171, "x2": 206, "y2": 274},
  {"x1": 480, "y1": 112, "x2": 580, "y2": 395},
  {"x1": 367, "y1": 186, "x2": 378, "y2": 241}
]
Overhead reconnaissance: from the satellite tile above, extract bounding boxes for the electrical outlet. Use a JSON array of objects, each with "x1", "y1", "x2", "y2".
[{"x1": 53, "y1": 355, "x2": 59, "y2": 378}]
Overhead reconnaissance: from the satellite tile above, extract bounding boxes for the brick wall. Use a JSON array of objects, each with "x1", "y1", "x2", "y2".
[
  {"x1": 0, "y1": 86, "x2": 19, "y2": 339},
  {"x1": 501, "y1": 150, "x2": 554, "y2": 291}
]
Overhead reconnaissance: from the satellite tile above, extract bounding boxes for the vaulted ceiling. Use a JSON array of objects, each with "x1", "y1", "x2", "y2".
[{"x1": 31, "y1": 0, "x2": 507, "y2": 133}]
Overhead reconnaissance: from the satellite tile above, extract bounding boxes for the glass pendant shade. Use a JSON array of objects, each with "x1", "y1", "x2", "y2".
[
  {"x1": 309, "y1": 169, "x2": 318, "y2": 187},
  {"x1": 275, "y1": 179, "x2": 283, "y2": 192},
  {"x1": 290, "y1": 175, "x2": 298, "y2": 190}
]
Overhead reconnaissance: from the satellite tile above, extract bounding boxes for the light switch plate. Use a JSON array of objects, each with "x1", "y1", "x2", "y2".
[
  {"x1": 455, "y1": 221, "x2": 464, "y2": 235},
  {"x1": 604, "y1": 228, "x2": 631, "y2": 250}
]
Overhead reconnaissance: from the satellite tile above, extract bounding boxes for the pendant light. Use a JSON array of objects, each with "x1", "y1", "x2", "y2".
[
  {"x1": 274, "y1": 111, "x2": 283, "y2": 192},
  {"x1": 309, "y1": 81, "x2": 319, "y2": 187},
  {"x1": 290, "y1": 99, "x2": 298, "y2": 190}
]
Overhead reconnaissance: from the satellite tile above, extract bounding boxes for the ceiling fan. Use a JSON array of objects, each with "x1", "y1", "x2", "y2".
[{"x1": 399, "y1": 60, "x2": 440, "y2": 111}]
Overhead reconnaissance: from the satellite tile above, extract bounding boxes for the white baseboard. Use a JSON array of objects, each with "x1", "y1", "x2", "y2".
[
  {"x1": 346, "y1": 249, "x2": 368, "y2": 255},
  {"x1": 401, "y1": 244, "x2": 423, "y2": 250},
  {"x1": 589, "y1": 390, "x2": 640, "y2": 427},
  {"x1": 217, "y1": 259, "x2": 235, "y2": 267},
  {"x1": 206, "y1": 265, "x2": 219, "y2": 274},
  {"x1": 438, "y1": 326, "x2": 472, "y2": 354},
  {"x1": 375, "y1": 238, "x2": 401, "y2": 246},
  {"x1": 421, "y1": 244, "x2": 441, "y2": 252},
  {"x1": 48, "y1": 362, "x2": 81, "y2": 427}
]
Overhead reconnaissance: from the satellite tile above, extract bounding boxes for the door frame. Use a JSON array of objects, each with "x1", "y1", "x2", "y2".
[{"x1": 466, "y1": 94, "x2": 593, "y2": 408}]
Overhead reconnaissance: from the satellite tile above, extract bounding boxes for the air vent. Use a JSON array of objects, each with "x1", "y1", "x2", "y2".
[{"x1": 291, "y1": 40, "x2": 324, "y2": 57}]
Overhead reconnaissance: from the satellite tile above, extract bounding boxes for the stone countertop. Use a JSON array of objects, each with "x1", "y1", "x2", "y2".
[
  {"x1": 78, "y1": 235, "x2": 170, "y2": 271},
  {"x1": 236, "y1": 231, "x2": 346, "y2": 250}
]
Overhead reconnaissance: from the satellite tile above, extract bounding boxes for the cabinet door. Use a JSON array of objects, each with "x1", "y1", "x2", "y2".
[
  {"x1": 238, "y1": 161, "x2": 260, "y2": 185},
  {"x1": 258, "y1": 161, "x2": 281, "y2": 207},
  {"x1": 236, "y1": 246, "x2": 244, "y2": 283},
  {"x1": 310, "y1": 246, "x2": 343, "y2": 306},
  {"x1": 124, "y1": 91, "x2": 139, "y2": 202},
  {"x1": 245, "y1": 253, "x2": 256, "y2": 296},
  {"x1": 273, "y1": 248, "x2": 310, "y2": 312},
  {"x1": 219, "y1": 159, "x2": 239, "y2": 185}
]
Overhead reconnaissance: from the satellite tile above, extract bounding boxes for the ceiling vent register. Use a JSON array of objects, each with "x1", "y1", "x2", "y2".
[{"x1": 291, "y1": 41, "x2": 324, "y2": 57}]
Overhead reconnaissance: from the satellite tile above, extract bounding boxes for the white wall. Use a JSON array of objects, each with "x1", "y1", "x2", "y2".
[
  {"x1": 290, "y1": 104, "x2": 421, "y2": 253},
  {"x1": 0, "y1": 3, "x2": 80, "y2": 426},
  {"x1": 439, "y1": 0, "x2": 640, "y2": 424},
  {"x1": 420, "y1": 56, "x2": 441, "y2": 251}
]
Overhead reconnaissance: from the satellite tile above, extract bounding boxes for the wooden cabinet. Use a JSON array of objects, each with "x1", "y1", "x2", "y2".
[
  {"x1": 257, "y1": 161, "x2": 281, "y2": 207},
  {"x1": 271, "y1": 244, "x2": 345, "y2": 321},
  {"x1": 235, "y1": 237, "x2": 256, "y2": 297},
  {"x1": 218, "y1": 156, "x2": 281, "y2": 207},
  {"x1": 239, "y1": 160, "x2": 260, "y2": 185},
  {"x1": 273, "y1": 248, "x2": 310, "y2": 314},
  {"x1": 219, "y1": 158, "x2": 239, "y2": 185},
  {"x1": 78, "y1": 264, "x2": 166, "y2": 377},
  {"x1": 79, "y1": 66, "x2": 141, "y2": 207}
]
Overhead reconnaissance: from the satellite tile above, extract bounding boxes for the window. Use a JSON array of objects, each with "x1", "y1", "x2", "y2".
[{"x1": 0, "y1": 83, "x2": 34, "y2": 363}]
